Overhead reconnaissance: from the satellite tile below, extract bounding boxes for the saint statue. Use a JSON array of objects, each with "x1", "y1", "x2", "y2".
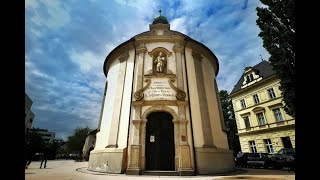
[{"x1": 154, "y1": 52, "x2": 166, "y2": 73}]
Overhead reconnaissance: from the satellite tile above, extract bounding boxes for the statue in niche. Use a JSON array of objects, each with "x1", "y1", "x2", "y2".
[{"x1": 154, "y1": 52, "x2": 166, "y2": 73}]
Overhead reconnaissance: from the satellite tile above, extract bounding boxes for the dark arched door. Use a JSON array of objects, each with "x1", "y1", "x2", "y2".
[{"x1": 145, "y1": 112, "x2": 175, "y2": 170}]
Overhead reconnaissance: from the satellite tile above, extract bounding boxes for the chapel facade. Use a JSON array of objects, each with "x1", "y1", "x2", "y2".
[{"x1": 88, "y1": 13, "x2": 235, "y2": 175}]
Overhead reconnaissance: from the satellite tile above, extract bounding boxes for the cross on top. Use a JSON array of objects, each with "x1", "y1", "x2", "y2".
[{"x1": 159, "y1": 8, "x2": 162, "y2": 16}]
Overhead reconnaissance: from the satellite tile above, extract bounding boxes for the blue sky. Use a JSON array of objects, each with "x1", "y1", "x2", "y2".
[{"x1": 25, "y1": 0, "x2": 270, "y2": 140}]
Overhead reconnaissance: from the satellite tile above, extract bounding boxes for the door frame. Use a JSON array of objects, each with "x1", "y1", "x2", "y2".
[
  {"x1": 145, "y1": 111, "x2": 175, "y2": 170},
  {"x1": 140, "y1": 106, "x2": 179, "y2": 171}
]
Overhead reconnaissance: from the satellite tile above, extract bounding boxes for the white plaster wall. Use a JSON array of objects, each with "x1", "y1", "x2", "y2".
[
  {"x1": 201, "y1": 57, "x2": 228, "y2": 149},
  {"x1": 185, "y1": 47, "x2": 204, "y2": 147},
  {"x1": 168, "y1": 52, "x2": 176, "y2": 75},
  {"x1": 182, "y1": 50, "x2": 195, "y2": 169},
  {"x1": 95, "y1": 60, "x2": 120, "y2": 150},
  {"x1": 117, "y1": 49, "x2": 135, "y2": 148},
  {"x1": 144, "y1": 52, "x2": 152, "y2": 75}
]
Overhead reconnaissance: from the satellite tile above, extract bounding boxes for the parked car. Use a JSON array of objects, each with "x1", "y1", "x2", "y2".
[
  {"x1": 270, "y1": 148, "x2": 295, "y2": 170},
  {"x1": 246, "y1": 153, "x2": 273, "y2": 169}
]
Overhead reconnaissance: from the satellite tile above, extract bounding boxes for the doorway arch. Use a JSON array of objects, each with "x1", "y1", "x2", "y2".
[{"x1": 145, "y1": 112, "x2": 175, "y2": 170}]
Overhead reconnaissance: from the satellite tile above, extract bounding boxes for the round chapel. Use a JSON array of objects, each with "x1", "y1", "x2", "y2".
[{"x1": 88, "y1": 14, "x2": 235, "y2": 175}]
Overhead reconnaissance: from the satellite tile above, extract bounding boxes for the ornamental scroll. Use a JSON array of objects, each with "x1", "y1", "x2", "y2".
[{"x1": 134, "y1": 77, "x2": 186, "y2": 101}]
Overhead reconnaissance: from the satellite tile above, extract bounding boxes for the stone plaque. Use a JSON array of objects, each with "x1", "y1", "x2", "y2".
[{"x1": 144, "y1": 78, "x2": 176, "y2": 101}]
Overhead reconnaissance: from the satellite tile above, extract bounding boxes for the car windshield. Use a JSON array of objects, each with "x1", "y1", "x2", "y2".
[
  {"x1": 277, "y1": 148, "x2": 295, "y2": 155},
  {"x1": 286, "y1": 149, "x2": 295, "y2": 155}
]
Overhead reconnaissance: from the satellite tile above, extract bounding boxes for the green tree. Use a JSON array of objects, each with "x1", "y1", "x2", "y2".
[
  {"x1": 219, "y1": 90, "x2": 241, "y2": 156},
  {"x1": 256, "y1": 0, "x2": 295, "y2": 117},
  {"x1": 66, "y1": 127, "x2": 91, "y2": 155},
  {"x1": 25, "y1": 128, "x2": 46, "y2": 154},
  {"x1": 46, "y1": 140, "x2": 65, "y2": 159}
]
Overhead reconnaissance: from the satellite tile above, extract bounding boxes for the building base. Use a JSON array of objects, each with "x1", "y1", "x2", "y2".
[
  {"x1": 88, "y1": 148, "x2": 126, "y2": 173},
  {"x1": 179, "y1": 169, "x2": 195, "y2": 176},
  {"x1": 126, "y1": 168, "x2": 141, "y2": 175},
  {"x1": 194, "y1": 147, "x2": 235, "y2": 174}
]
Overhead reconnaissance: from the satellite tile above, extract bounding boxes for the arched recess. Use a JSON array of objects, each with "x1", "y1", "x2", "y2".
[
  {"x1": 148, "y1": 47, "x2": 173, "y2": 57},
  {"x1": 142, "y1": 105, "x2": 178, "y2": 119},
  {"x1": 148, "y1": 47, "x2": 173, "y2": 75}
]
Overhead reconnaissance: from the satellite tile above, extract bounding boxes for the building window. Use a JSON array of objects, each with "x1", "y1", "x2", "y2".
[
  {"x1": 267, "y1": 88, "x2": 276, "y2": 99},
  {"x1": 243, "y1": 116, "x2": 251, "y2": 128},
  {"x1": 250, "y1": 74, "x2": 254, "y2": 81},
  {"x1": 240, "y1": 99, "x2": 246, "y2": 109},
  {"x1": 273, "y1": 108, "x2": 283, "y2": 121},
  {"x1": 281, "y1": 137, "x2": 293, "y2": 148},
  {"x1": 249, "y1": 141, "x2": 257, "y2": 153},
  {"x1": 29, "y1": 118, "x2": 33, "y2": 123},
  {"x1": 264, "y1": 139, "x2": 274, "y2": 153},
  {"x1": 256, "y1": 112, "x2": 266, "y2": 125},
  {"x1": 253, "y1": 94, "x2": 260, "y2": 104}
]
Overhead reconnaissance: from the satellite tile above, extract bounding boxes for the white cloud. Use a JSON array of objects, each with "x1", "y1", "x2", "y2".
[
  {"x1": 170, "y1": 17, "x2": 187, "y2": 34},
  {"x1": 25, "y1": 0, "x2": 39, "y2": 9},
  {"x1": 27, "y1": 0, "x2": 71, "y2": 30},
  {"x1": 68, "y1": 49, "x2": 104, "y2": 73}
]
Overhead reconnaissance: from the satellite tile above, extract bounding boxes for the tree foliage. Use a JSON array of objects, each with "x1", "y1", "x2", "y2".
[
  {"x1": 66, "y1": 127, "x2": 91, "y2": 154},
  {"x1": 219, "y1": 90, "x2": 241, "y2": 156},
  {"x1": 25, "y1": 128, "x2": 46, "y2": 154},
  {"x1": 256, "y1": 0, "x2": 295, "y2": 117}
]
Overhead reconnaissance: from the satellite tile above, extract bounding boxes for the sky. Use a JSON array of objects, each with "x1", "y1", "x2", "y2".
[{"x1": 25, "y1": 0, "x2": 270, "y2": 140}]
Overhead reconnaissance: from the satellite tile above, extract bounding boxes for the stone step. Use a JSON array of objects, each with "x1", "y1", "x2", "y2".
[{"x1": 142, "y1": 170, "x2": 180, "y2": 176}]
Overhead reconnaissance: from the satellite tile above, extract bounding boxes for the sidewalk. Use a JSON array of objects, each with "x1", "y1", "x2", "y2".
[{"x1": 25, "y1": 160, "x2": 295, "y2": 180}]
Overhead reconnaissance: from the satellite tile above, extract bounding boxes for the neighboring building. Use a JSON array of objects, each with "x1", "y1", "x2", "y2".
[
  {"x1": 30, "y1": 128, "x2": 56, "y2": 143},
  {"x1": 230, "y1": 61, "x2": 295, "y2": 154},
  {"x1": 25, "y1": 93, "x2": 35, "y2": 131},
  {"x1": 82, "y1": 129, "x2": 97, "y2": 161},
  {"x1": 88, "y1": 13, "x2": 234, "y2": 175}
]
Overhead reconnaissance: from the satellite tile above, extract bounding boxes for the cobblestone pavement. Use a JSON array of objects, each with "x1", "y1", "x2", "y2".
[{"x1": 25, "y1": 160, "x2": 295, "y2": 180}]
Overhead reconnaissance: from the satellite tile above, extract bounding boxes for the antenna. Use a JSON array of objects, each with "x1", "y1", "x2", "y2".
[{"x1": 260, "y1": 54, "x2": 263, "y2": 61}]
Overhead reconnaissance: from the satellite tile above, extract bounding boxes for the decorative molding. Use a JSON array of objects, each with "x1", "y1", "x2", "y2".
[
  {"x1": 132, "y1": 100, "x2": 188, "y2": 107},
  {"x1": 168, "y1": 78, "x2": 186, "y2": 100},
  {"x1": 267, "y1": 102, "x2": 284, "y2": 109},
  {"x1": 240, "y1": 112, "x2": 251, "y2": 117},
  {"x1": 192, "y1": 51, "x2": 203, "y2": 61},
  {"x1": 173, "y1": 42, "x2": 184, "y2": 53},
  {"x1": 132, "y1": 119, "x2": 147, "y2": 125},
  {"x1": 136, "y1": 43, "x2": 147, "y2": 54},
  {"x1": 172, "y1": 119, "x2": 189, "y2": 124},
  {"x1": 252, "y1": 106, "x2": 266, "y2": 112},
  {"x1": 149, "y1": 23, "x2": 170, "y2": 30},
  {"x1": 105, "y1": 144, "x2": 118, "y2": 148},
  {"x1": 141, "y1": 105, "x2": 178, "y2": 119},
  {"x1": 148, "y1": 47, "x2": 172, "y2": 57},
  {"x1": 144, "y1": 73, "x2": 176, "y2": 78},
  {"x1": 118, "y1": 51, "x2": 129, "y2": 62},
  {"x1": 133, "y1": 78, "x2": 151, "y2": 101}
]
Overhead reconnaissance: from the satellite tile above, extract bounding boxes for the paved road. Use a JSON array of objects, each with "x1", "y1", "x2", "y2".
[{"x1": 25, "y1": 160, "x2": 295, "y2": 180}]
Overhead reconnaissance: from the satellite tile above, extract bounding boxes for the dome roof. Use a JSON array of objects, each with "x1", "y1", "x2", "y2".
[{"x1": 152, "y1": 15, "x2": 169, "y2": 24}]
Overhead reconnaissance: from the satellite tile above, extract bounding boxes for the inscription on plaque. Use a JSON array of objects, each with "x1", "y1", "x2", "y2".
[{"x1": 144, "y1": 78, "x2": 176, "y2": 101}]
